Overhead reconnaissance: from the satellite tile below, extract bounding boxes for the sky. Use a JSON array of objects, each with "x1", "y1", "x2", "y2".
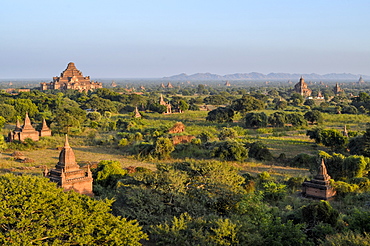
[{"x1": 1, "y1": 0, "x2": 369, "y2": 78}]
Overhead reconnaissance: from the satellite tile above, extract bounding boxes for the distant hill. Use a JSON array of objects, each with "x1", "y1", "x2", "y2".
[{"x1": 164, "y1": 72, "x2": 369, "y2": 81}]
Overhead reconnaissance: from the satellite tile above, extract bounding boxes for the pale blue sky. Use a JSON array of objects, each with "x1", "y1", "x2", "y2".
[{"x1": 1, "y1": 0, "x2": 369, "y2": 78}]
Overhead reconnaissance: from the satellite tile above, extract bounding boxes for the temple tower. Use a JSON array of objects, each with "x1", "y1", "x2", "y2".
[
  {"x1": 44, "y1": 135, "x2": 93, "y2": 196},
  {"x1": 134, "y1": 107, "x2": 142, "y2": 118},
  {"x1": 302, "y1": 159, "x2": 336, "y2": 200},
  {"x1": 40, "y1": 118, "x2": 52, "y2": 137}
]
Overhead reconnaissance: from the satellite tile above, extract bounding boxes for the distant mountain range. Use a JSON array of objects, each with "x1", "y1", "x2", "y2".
[{"x1": 163, "y1": 72, "x2": 369, "y2": 81}]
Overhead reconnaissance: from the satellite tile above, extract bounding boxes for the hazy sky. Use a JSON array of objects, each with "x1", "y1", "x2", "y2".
[{"x1": 1, "y1": 0, "x2": 369, "y2": 78}]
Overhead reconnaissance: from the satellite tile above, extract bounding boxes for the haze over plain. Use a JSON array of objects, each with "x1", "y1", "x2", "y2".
[{"x1": 1, "y1": 0, "x2": 369, "y2": 78}]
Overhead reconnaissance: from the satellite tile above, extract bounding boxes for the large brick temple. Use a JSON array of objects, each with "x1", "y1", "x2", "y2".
[
  {"x1": 294, "y1": 76, "x2": 312, "y2": 97},
  {"x1": 44, "y1": 135, "x2": 93, "y2": 196},
  {"x1": 40, "y1": 62, "x2": 102, "y2": 92}
]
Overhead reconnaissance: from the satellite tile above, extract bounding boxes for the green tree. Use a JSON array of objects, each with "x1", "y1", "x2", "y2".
[
  {"x1": 0, "y1": 116, "x2": 5, "y2": 129},
  {"x1": 244, "y1": 112, "x2": 268, "y2": 128},
  {"x1": 203, "y1": 95, "x2": 228, "y2": 105},
  {"x1": 178, "y1": 100, "x2": 189, "y2": 112},
  {"x1": 152, "y1": 137, "x2": 175, "y2": 160},
  {"x1": 211, "y1": 140, "x2": 248, "y2": 161},
  {"x1": 0, "y1": 135, "x2": 7, "y2": 152},
  {"x1": 247, "y1": 141, "x2": 273, "y2": 161},
  {"x1": 93, "y1": 160, "x2": 128, "y2": 190},
  {"x1": 304, "y1": 110, "x2": 323, "y2": 125},
  {"x1": 320, "y1": 129, "x2": 348, "y2": 151},
  {"x1": 206, "y1": 107, "x2": 234, "y2": 123},
  {"x1": 0, "y1": 174, "x2": 147, "y2": 245},
  {"x1": 231, "y1": 95, "x2": 265, "y2": 114},
  {"x1": 13, "y1": 98, "x2": 39, "y2": 118},
  {"x1": 304, "y1": 99, "x2": 316, "y2": 107},
  {"x1": 87, "y1": 111, "x2": 102, "y2": 121},
  {"x1": 275, "y1": 100, "x2": 288, "y2": 110},
  {"x1": 0, "y1": 104, "x2": 16, "y2": 121},
  {"x1": 218, "y1": 127, "x2": 238, "y2": 140},
  {"x1": 268, "y1": 111, "x2": 286, "y2": 127},
  {"x1": 287, "y1": 113, "x2": 307, "y2": 127}
]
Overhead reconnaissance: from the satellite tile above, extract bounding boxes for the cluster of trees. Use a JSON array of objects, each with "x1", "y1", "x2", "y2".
[{"x1": 90, "y1": 159, "x2": 370, "y2": 245}]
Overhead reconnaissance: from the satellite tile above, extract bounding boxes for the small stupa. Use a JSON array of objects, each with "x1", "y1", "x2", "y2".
[
  {"x1": 134, "y1": 107, "x2": 142, "y2": 118},
  {"x1": 302, "y1": 159, "x2": 336, "y2": 200},
  {"x1": 44, "y1": 135, "x2": 93, "y2": 196},
  {"x1": 40, "y1": 118, "x2": 52, "y2": 137}
]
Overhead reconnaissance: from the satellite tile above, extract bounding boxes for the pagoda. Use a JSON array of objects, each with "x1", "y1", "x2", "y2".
[
  {"x1": 294, "y1": 76, "x2": 312, "y2": 97},
  {"x1": 302, "y1": 159, "x2": 336, "y2": 200},
  {"x1": 40, "y1": 62, "x2": 102, "y2": 92},
  {"x1": 333, "y1": 83, "x2": 343, "y2": 95},
  {"x1": 8, "y1": 113, "x2": 40, "y2": 142},
  {"x1": 44, "y1": 135, "x2": 93, "y2": 196},
  {"x1": 159, "y1": 94, "x2": 172, "y2": 114},
  {"x1": 40, "y1": 118, "x2": 52, "y2": 137},
  {"x1": 134, "y1": 107, "x2": 142, "y2": 118}
]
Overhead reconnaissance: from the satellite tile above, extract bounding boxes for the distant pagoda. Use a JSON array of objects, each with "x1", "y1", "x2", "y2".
[
  {"x1": 294, "y1": 76, "x2": 312, "y2": 97},
  {"x1": 358, "y1": 76, "x2": 365, "y2": 84}
]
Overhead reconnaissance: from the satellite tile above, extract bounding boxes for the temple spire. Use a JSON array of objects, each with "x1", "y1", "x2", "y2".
[
  {"x1": 56, "y1": 135, "x2": 79, "y2": 171},
  {"x1": 64, "y1": 134, "x2": 70, "y2": 148},
  {"x1": 15, "y1": 118, "x2": 21, "y2": 131},
  {"x1": 315, "y1": 159, "x2": 331, "y2": 181}
]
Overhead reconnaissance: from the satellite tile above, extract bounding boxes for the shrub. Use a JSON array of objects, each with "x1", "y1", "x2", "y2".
[{"x1": 211, "y1": 140, "x2": 248, "y2": 161}]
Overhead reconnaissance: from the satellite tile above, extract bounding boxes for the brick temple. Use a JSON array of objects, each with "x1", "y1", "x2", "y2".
[
  {"x1": 44, "y1": 135, "x2": 93, "y2": 196},
  {"x1": 8, "y1": 113, "x2": 51, "y2": 142},
  {"x1": 302, "y1": 159, "x2": 336, "y2": 200},
  {"x1": 40, "y1": 62, "x2": 102, "y2": 92},
  {"x1": 294, "y1": 76, "x2": 312, "y2": 97}
]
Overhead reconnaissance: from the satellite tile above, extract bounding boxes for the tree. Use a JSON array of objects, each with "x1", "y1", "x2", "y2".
[
  {"x1": 0, "y1": 116, "x2": 5, "y2": 129},
  {"x1": 87, "y1": 111, "x2": 102, "y2": 121},
  {"x1": 0, "y1": 135, "x2": 7, "y2": 152},
  {"x1": 247, "y1": 141, "x2": 273, "y2": 161},
  {"x1": 84, "y1": 95, "x2": 117, "y2": 113},
  {"x1": 290, "y1": 93, "x2": 304, "y2": 106},
  {"x1": 0, "y1": 104, "x2": 16, "y2": 121},
  {"x1": 244, "y1": 112, "x2": 268, "y2": 128},
  {"x1": 0, "y1": 174, "x2": 147, "y2": 245},
  {"x1": 211, "y1": 140, "x2": 248, "y2": 161},
  {"x1": 178, "y1": 100, "x2": 189, "y2": 112},
  {"x1": 231, "y1": 95, "x2": 265, "y2": 114},
  {"x1": 268, "y1": 112, "x2": 286, "y2": 127},
  {"x1": 54, "y1": 106, "x2": 86, "y2": 133},
  {"x1": 304, "y1": 110, "x2": 323, "y2": 125},
  {"x1": 304, "y1": 99, "x2": 316, "y2": 107},
  {"x1": 13, "y1": 98, "x2": 39, "y2": 118},
  {"x1": 203, "y1": 95, "x2": 228, "y2": 105},
  {"x1": 152, "y1": 137, "x2": 175, "y2": 160},
  {"x1": 206, "y1": 107, "x2": 234, "y2": 123},
  {"x1": 93, "y1": 160, "x2": 127, "y2": 189},
  {"x1": 218, "y1": 127, "x2": 238, "y2": 140},
  {"x1": 320, "y1": 129, "x2": 348, "y2": 151},
  {"x1": 275, "y1": 100, "x2": 288, "y2": 110},
  {"x1": 287, "y1": 113, "x2": 307, "y2": 127}
]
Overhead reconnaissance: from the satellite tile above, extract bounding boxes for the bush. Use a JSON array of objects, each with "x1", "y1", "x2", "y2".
[
  {"x1": 211, "y1": 140, "x2": 248, "y2": 161},
  {"x1": 247, "y1": 141, "x2": 273, "y2": 161}
]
